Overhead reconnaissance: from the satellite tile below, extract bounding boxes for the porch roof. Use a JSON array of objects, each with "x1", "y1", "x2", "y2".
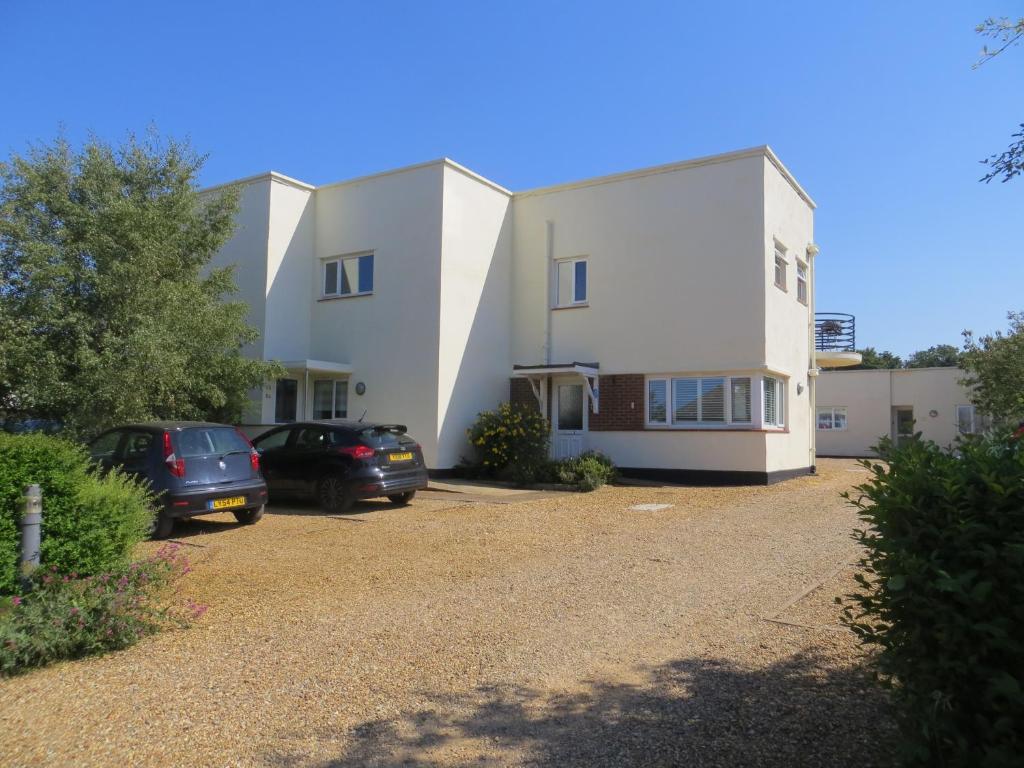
[
  {"x1": 511, "y1": 362, "x2": 599, "y2": 378},
  {"x1": 280, "y1": 359, "x2": 353, "y2": 375}
]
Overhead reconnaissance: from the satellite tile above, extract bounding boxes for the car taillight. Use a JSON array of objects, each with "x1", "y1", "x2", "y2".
[
  {"x1": 162, "y1": 431, "x2": 186, "y2": 478},
  {"x1": 335, "y1": 445, "x2": 375, "y2": 460},
  {"x1": 234, "y1": 428, "x2": 260, "y2": 473}
]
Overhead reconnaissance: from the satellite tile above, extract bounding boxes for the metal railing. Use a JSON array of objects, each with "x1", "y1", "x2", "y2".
[{"x1": 815, "y1": 313, "x2": 855, "y2": 352}]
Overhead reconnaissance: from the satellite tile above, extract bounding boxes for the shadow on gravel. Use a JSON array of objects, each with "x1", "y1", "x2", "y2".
[
  {"x1": 267, "y1": 651, "x2": 895, "y2": 768},
  {"x1": 265, "y1": 499, "x2": 400, "y2": 517}
]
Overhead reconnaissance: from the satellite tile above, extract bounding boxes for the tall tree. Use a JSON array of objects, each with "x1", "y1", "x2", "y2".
[
  {"x1": 961, "y1": 311, "x2": 1024, "y2": 424},
  {"x1": 848, "y1": 347, "x2": 903, "y2": 370},
  {"x1": 905, "y1": 344, "x2": 962, "y2": 368},
  {"x1": 975, "y1": 16, "x2": 1024, "y2": 182},
  {"x1": 0, "y1": 133, "x2": 280, "y2": 437}
]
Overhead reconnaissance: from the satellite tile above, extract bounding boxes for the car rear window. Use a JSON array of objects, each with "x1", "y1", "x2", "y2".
[
  {"x1": 176, "y1": 427, "x2": 250, "y2": 458},
  {"x1": 358, "y1": 426, "x2": 416, "y2": 450}
]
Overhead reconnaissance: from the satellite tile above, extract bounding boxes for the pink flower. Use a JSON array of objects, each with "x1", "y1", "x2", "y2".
[
  {"x1": 69, "y1": 606, "x2": 79, "y2": 615},
  {"x1": 11, "y1": 596, "x2": 22, "y2": 607}
]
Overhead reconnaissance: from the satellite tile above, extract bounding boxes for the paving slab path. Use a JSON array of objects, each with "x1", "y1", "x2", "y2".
[{"x1": 0, "y1": 459, "x2": 893, "y2": 767}]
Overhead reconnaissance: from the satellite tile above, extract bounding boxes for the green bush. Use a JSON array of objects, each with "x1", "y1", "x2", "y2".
[
  {"x1": 0, "y1": 543, "x2": 203, "y2": 674},
  {"x1": 466, "y1": 402, "x2": 550, "y2": 482},
  {"x1": 0, "y1": 433, "x2": 153, "y2": 594},
  {"x1": 842, "y1": 433, "x2": 1024, "y2": 767},
  {"x1": 556, "y1": 452, "x2": 618, "y2": 491}
]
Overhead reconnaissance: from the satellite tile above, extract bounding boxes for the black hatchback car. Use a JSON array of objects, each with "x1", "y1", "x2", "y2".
[
  {"x1": 88, "y1": 422, "x2": 268, "y2": 538},
  {"x1": 251, "y1": 420, "x2": 429, "y2": 512}
]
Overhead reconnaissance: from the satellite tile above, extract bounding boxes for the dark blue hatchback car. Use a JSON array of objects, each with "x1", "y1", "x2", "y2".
[
  {"x1": 88, "y1": 421, "x2": 268, "y2": 538},
  {"x1": 252, "y1": 420, "x2": 429, "y2": 513}
]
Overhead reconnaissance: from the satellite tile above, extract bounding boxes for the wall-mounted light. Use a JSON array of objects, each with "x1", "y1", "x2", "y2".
[
  {"x1": 797, "y1": 382, "x2": 805, "y2": 395},
  {"x1": 929, "y1": 409, "x2": 938, "y2": 418},
  {"x1": 355, "y1": 381, "x2": 366, "y2": 396}
]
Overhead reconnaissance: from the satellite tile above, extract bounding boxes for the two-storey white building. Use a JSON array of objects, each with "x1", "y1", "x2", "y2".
[{"x1": 210, "y1": 146, "x2": 856, "y2": 483}]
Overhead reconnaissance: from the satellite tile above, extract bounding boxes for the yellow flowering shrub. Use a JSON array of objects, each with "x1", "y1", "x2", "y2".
[{"x1": 466, "y1": 402, "x2": 550, "y2": 480}]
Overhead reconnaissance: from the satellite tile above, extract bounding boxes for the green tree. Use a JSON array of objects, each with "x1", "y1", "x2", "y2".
[
  {"x1": 0, "y1": 133, "x2": 280, "y2": 437},
  {"x1": 905, "y1": 344, "x2": 962, "y2": 369},
  {"x1": 975, "y1": 16, "x2": 1024, "y2": 183},
  {"x1": 849, "y1": 347, "x2": 903, "y2": 370},
  {"x1": 961, "y1": 312, "x2": 1024, "y2": 425}
]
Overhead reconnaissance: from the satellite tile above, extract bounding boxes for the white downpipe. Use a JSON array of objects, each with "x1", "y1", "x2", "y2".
[
  {"x1": 807, "y1": 243, "x2": 819, "y2": 470},
  {"x1": 544, "y1": 220, "x2": 554, "y2": 365}
]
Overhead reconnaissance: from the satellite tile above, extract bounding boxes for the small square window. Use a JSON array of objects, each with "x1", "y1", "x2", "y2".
[
  {"x1": 323, "y1": 253, "x2": 374, "y2": 297},
  {"x1": 555, "y1": 258, "x2": 588, "y2": 307},
  {"x1": 774, "y1": 252, "x2": 787, "y2": 291}
]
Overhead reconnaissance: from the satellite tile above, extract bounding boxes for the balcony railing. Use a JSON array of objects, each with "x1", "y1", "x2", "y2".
[{"x1": 815, "y1": 313, "x2": 855, "y2": 352}]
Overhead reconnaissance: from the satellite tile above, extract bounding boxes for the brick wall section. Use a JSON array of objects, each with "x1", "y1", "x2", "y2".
[
  {"x1": 511, "y1": 374, "x2": 646, "y2": 430},
  {"x1": 589, "y1": 374, "x2": 646, "y2": 431},
  {"x1": 509, "y1": 378, "x2": 540, "y2": 413}
]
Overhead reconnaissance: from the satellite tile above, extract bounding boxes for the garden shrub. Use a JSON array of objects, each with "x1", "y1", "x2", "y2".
[
  {"x1": 466, "y1": 402, "x2": 550, "y2": 482},
  {"x1": 556, "y1": 452, "x2": 618, "y2": 491},
  {"x1": 0, "y1": 543, "x2": 203, "y2": 675},
  {"x1": 842, "y1": 433, "x2": 1024, "y2": 767},
  {"x1": 0, "y1": 433, "x2": 153, "y2": 594}
]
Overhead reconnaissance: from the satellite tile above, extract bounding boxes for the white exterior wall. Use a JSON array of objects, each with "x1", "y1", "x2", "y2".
[
  {"x1": 205, "y1": 179, "x2": 272, "y2": 424},
  {"x1": 310, "y1": 165, "x2": 445, "y2": 465},
  {"x1": 816, "y1": 368, "x2": 974, "y2": 456},
  {"x1": 213, "y1": 147, "x2": 818, "y2": 476},
  {"x1": 762, "y1": 157, "x2": 815, "y2": 472},
  {"x1": 436, "y1": 166, "x2": 513, "y2": 467},
  {"x1": 511, "y1": 153, "x2": 767, "y2": 372}
]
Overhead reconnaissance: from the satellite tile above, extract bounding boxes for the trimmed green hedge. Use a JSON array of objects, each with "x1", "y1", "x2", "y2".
[
  {"x1": 843, "y1": 433, "x2": 1024, "y2": 767},
  {"x1": 0, "y1": 433, "x2": 153, "y2": 594}
]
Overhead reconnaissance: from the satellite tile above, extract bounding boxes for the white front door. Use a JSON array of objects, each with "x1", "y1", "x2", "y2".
[{"x1": 553, "y1": 378, "x2": 588, "y2": 459}]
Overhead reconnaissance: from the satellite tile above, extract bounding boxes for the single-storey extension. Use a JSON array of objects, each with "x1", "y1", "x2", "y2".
[{"x1": 815, "y1": 367, "x2": 981, "y2": 456}]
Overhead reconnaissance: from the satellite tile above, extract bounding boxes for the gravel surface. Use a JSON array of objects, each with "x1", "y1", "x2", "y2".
[{"x1": 0, "y1": 459, "x2": 894, "y2": 767}]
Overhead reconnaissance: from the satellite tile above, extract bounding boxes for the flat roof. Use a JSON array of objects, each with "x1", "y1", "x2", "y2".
[{"x1": 201, "y1": 145, "x2": 815, "y2": 208}]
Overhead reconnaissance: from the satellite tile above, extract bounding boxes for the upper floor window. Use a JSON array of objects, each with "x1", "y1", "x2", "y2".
[
  {"x1": 817, "y1": 406, "x2": 847, "y2": 431},
  {"x1": 774, "y1": 244, "x2": 788, "y2": 292},
  {"x1": 555, "y1": 257, "x2": 587, "y2": 307},
  {"x1": 323, "y1": 253, "x2": 374, "y2": 298},
  {"x1": 796, "y1": 260, "x2": 808, "y2": 305},
  {"x1": 764, "y1": 375, "x2": 785, "y2": 427}
]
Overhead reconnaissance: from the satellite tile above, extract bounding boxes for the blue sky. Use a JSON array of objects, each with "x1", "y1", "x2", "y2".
[{"x1": 3, "y1": 1, "x2": 1022, "y2": 358}]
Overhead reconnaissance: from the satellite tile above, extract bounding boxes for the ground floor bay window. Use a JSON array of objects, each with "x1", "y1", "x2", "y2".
[{"x1": 646, "y1": 372, "x2": 787, "y2": 429}]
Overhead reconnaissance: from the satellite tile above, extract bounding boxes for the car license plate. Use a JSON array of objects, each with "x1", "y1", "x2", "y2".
[
  {"x1": 208, "y1": 496, "x2": 246, "y2": 510},
  {"x1": 389, "y1": 452, "x2": 413, "y2": 462}
]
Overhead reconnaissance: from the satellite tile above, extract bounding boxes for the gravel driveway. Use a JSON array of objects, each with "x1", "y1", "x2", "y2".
[{"x1": 0, "y1": 459, "x2": 893, "y2": 767}]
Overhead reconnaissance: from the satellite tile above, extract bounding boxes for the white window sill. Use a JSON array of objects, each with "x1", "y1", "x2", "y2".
[
  {"x1": 319, "y1": 291, "x2": 373, "y2": 302},
  {"x1": 551, "y1": 302, "x2": 589, "y2": 311}
]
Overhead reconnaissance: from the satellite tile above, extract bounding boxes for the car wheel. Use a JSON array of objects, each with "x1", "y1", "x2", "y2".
[
  {"x1": 233, "y1": 506, "x2": 264, "y2": 525},
  {"x1": 317, "y1": 474, "x2": 354, "y2": 513},
  {"x1": 387, "y1": 491, "x2": 416, "y2": 506},
  {"x1": 152, "y1": 511, "x2": 175, "y2": 540}
]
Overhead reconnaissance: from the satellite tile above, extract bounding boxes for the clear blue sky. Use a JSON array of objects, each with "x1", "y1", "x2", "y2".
[{"x1": 3, "y1": 1, "x2": 1022, "y2": 358}]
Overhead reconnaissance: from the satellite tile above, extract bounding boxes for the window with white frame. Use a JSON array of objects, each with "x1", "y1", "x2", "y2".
[
  {"x1": 796, "y1": 260, "x2": 808, "y2": 305},
  {"x1": 323, "y1": 253, "x2": 374, "y2": 297},
  {"x1": 774, "y1": 244, "x2": 788, "y2": 291},
  {"x1": 313, "y1": 380, "x2": 349, "y2": 419},
  {"x1": 956, "y1": 404, "x2": 977, "y2": 435},
  {"x1": 817, "y1": 406, "x2": 847, "y2": 431},
  {"x1": 554, "y1": 257, "x2": 587, "y2": 307},
  {"x1": 764, "y1": 375, "x2": 785, "y2": 427},
  {"x1": 647, "y1": 375, "x2": 753, "y2": 426}
]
